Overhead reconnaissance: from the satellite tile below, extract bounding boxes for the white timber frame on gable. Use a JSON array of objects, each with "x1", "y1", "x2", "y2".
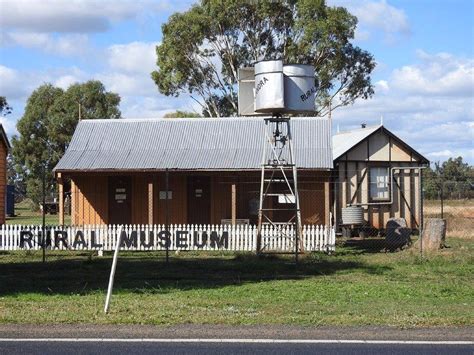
[{"x1": 333, "y1": 125, "x2": 429, "y2": 231}]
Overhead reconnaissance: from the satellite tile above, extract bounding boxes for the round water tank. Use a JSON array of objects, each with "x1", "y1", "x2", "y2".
[
  {"x1": 341, "y1": 206, "x2": 364, "y2": 225},
  {"x1": 254, "y1": 60, "x2": 285, "y2": 113},
  {"x1": 283, "y1": 64, "x2": 316, "y2": 113}
]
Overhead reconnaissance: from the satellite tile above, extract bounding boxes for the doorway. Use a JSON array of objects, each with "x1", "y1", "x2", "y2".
[
  {"x1": 108, "y1": 176, "x2": 132, "y2": 225},
  {"x1": 187, "y1": 176, "x2": 211, "y2": 224}
]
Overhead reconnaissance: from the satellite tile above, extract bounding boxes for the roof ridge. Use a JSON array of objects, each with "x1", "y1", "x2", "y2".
[
  {"x1": 334, "y1": 124, "x2": 381, "y2": 136},
  {"x1": 79, "y1": 117, "x2": 330, "y2": 123}
]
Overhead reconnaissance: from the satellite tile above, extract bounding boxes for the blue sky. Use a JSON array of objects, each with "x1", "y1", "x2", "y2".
[{"x1": 0, "y1": 0, "x2": 473, "y2": 163}]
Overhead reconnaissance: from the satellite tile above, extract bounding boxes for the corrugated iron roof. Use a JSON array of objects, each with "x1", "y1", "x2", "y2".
[
  {"x1": 54, "y1": 117, "x2": 333, "y2": 172},
  {"x1": 332, "y1": 125, "x2": 381, "y2": 160}
]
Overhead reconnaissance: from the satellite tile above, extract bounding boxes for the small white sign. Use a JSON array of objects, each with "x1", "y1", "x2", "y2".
[
  {"x1": 159, "y1": 191, "x2": 172, "y2": 200},
  {"x1": 115, "y1": 194, "x2": 126, "y2": 201},
  {"x1": 278, "y1": 194, "x2": 295, "y2": 204}
]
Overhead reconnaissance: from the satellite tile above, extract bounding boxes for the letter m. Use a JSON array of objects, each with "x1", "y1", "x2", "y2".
[
  {"x1": 210, "y1": 231, "x2": 228, "y2": 249},
  {"x1": 120, "y1": 230, "x2": 138, "y2": 248}
]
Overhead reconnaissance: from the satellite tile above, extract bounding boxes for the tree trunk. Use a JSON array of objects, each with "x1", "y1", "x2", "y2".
[{"x1": 422, "y1": 218, "x2": 446, "y2": 251}]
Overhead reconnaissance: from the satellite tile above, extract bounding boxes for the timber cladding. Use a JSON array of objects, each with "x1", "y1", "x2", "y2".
[
  {"x1": 334, "y1": 128, "x2": 427, "y2": 230},
  {"x1": 68, "y1": 171, "x2": 330, "y2": 226},
  {"x1": 0, "y1": 140, "x2": 7, "y2": 224}
]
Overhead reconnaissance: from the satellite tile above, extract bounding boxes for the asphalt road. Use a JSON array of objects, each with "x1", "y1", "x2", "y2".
[
  {"x1": 1, "y1": 325, "x2": 472, "y2": 354},
  {"x1": 0, "y1": 340, "x2": 472, "y2": 355}
]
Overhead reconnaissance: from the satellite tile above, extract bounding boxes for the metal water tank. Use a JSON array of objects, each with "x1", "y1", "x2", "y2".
[
  {"x1": 341, "y1": 206, "x2": 364, "y2": 225},
  {"x1": 283, "y1": 64, "x2": 316, "y2": 113},
  {"x1": 254, "y1": 60, "x2": 285, "y2": 113}
]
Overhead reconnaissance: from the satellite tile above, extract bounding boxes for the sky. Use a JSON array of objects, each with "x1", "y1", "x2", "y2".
[{"x1": 0, "y1": 0, "x2": 473, "y2": 164}]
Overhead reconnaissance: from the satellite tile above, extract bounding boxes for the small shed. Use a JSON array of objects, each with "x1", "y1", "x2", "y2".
[{"x1": 333, "y1": 125, "x2": 429, "y2": 232}]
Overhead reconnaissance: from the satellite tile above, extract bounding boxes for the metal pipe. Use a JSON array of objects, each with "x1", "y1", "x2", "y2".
[
  {"x1": 104, "y1": 226, "x2": 123, "y2": 313},
  {"x1": 256, "y1": 120, "x2": 267, "y2": 255},
  {"x1": 287, "y1": 120, "x2": 302, "y2": 265},
  {"x1": 419, "y1": 168, "x2": 424, "y2": 258}
]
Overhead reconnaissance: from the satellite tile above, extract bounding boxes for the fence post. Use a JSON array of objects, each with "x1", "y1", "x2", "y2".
[
  {"x1": 419, "y1": 168, "x2": 424, "y2": 258},
  {"x1": 42, "y1": 164, "x2": 46, "y2": 263}
]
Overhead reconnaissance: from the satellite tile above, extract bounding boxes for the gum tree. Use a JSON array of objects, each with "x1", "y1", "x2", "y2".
[{"x1": 152, "y1": 0, "x2": 375, "y2": 117}]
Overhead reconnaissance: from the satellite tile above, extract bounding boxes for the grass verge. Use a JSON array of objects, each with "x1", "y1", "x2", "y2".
[
  {"x1": 0, "y1": 238, "x2": 473, "y2": 327},
  {"x1": 6, "y1": 200, "x2": 71, "y2": 226}
]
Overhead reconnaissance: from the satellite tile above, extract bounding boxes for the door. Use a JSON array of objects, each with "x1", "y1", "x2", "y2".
[
  {"x1": 108, "y1": 176, "x2": 132, "y2": 225},
  {"x1": 187, "y1": 176, "x2": 211, "y2": 224}
]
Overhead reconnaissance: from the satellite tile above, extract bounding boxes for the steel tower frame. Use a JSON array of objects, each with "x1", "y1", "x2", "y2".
[{"x1": 256, "y1": 114, "x2": 303, "y2": 263}]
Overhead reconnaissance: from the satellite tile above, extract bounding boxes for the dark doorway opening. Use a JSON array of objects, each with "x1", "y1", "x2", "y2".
[
  {"x1": 108, "y1": 176, "x2": 132, "y2": 225},
  {"x1": 187, "y1": 176, "x2": 211, "y2": 224}
]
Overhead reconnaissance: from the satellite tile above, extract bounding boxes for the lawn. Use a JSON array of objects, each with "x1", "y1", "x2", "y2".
[
  {"x1": 6, "y1": 200, "x2": 71, "y2": 226},
  {"x1": 0, "y1": 238, "x2": 472, "y2": 327}
]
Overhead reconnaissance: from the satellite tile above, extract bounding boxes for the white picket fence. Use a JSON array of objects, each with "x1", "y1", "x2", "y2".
[{"x1": 0, "y1": 224, "x2": 335, "y2": 253}]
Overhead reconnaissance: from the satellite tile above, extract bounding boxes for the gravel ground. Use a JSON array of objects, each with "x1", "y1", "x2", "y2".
[{"x1": 1, "y1": 324, "x2": 473, "y2": 341}]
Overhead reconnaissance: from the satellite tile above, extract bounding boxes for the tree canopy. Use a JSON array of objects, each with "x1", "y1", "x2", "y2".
[
  {"x1": 12, "y1": 81, "x2": 120, "y2": 205},
  {"x1": 152, "y1": 0, "x2": 375, "y2": 117},
  {"x1": 424, "y1": 157, "x2": 473, "y2": 199},
  {"x1": 163, "y1": 110, "x2": 202, "y2": 118},
  {"x1": 0, "y1": 96, "x2": 12, "y2": 116}
]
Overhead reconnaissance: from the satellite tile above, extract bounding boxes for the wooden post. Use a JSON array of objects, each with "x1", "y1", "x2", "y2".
[
  {"x1": 70, "y1": 179, "x2": 76, "y2": 225},
  {"x1": 325, "y1": 179, "x2": 330, "y2": 226},
  {"x1": 231, "y1": 182, "x2": 237, "y2": 225},
  {"x1": 58, "y1": 173, "x2": 64, "y2": 226},
  {"x1": 148, "y1": 179, "x2": 154, "y2": 225}
]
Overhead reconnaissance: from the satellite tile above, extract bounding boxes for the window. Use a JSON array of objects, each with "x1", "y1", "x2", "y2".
[{"x1": 369, "y1": 167, "x2": 390, "y2": 200}]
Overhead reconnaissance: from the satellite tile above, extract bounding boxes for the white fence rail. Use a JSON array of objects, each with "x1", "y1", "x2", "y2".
[{"x1": 0, "y1": 224, "x2": 335, "y2": 253}]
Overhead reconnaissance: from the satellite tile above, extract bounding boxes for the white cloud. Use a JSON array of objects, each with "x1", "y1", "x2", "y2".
[
  {"x1": 53, "y1": 67, "x2": 89, "y2": 89},
  {"x1": 0, "y1": 65, "x2": 32, "y2": 99},
  {"x1": 391, "y1": 51, "x2": 474, "y2": 96},
  {"x1": 107, "y1": 41, "x2": 159, "y2": 73},
  {"x1": 375, "y1": 80, "x2": 389, "y2": 93},
  {"x1": 330, "y1": 0, "x2": 410, "y2": 43},
  {"x1": 332, "y1": 51, "x2": 474, "y2": 163},
  {"x1": 0, "y1": 38, "x2": 195, "y2": 137},
  {"x1": 2, "y1": 32, "x2": 91, "y2": 56},
  {"x1": 120, "y1": 95, "x2": 195, "y2": 118},
  {"x1": 427, "y1": 150, "x2": 455, "y2": 158},
  {"x1": 0, "y1": 0, "x2": 171, "y2": 33}
]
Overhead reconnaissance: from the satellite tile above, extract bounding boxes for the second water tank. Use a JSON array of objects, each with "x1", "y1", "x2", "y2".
[{"x1": 283, "y1": 64, "x2": 316, "y2": 113}]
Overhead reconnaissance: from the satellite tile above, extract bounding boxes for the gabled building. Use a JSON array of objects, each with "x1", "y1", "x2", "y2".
[
  {"x1": 54, "y1": 117, "x2": 333, "y2": 227},
  {"x1": 333, "y1": 124, "x2": 429, "y2": 230},
  {"x1": 54, "y1": 118, "x2": 429, "y2": 232}
]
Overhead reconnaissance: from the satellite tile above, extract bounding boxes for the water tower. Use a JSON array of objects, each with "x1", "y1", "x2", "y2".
[{"x1": 238, "y1": 59, "x2": 317, "y2": 261}]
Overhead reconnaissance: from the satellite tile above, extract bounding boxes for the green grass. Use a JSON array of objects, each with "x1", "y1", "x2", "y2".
[
  {"x1": 6, "y1": 200, "x2": 71, "y2": 226},
  {"x1": 1, "y1": 238, "x2": 473, "y2": 327}
]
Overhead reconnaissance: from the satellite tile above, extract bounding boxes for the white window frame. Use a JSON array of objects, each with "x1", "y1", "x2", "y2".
[{"x1": 369, "y1": 167, "x2": 390, "y2": 201}]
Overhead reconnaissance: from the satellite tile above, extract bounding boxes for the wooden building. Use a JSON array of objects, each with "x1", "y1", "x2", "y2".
[
  {"x1": 54, "y1": 118, "x2": 333, "y2": 226},
  {"x1": 0, "y1": 124, "x2": 10, "y2": 224},
  {"x1": 55, "y1": 118, "x2": 429, "y2": 232},
  {"x1": 333, "y1": 125, "x2": 429, "y2": 231}
]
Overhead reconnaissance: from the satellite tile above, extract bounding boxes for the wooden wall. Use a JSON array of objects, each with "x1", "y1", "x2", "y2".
[
  {"x1": 71, "y1": 176, "x2": 108, "y2": 225},
  {"x1": 155, "y1": 174, "x2": 187, "y2": 224},
  {"x1": 335, "y1": 130, "x2": 424, "y2": 230},
  {"x1": 0, "y1": 141, "x2": 7, "y2": 224},
  {"x1": 68, "y1": 171, "x2": 331, "y2": 226}
]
